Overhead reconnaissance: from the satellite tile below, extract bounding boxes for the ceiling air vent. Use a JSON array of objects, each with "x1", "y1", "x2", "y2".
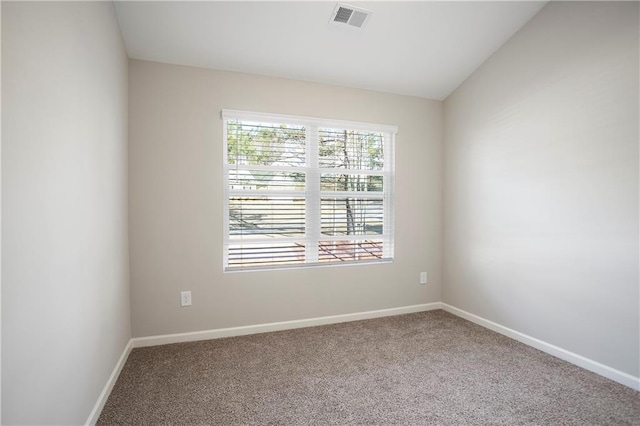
[{"x1": 329, "y1": 3, "x2": 372, "y2": 29}]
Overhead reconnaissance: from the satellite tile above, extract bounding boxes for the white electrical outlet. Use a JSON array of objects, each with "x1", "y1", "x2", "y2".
[
  {"x1": 180, "y1": 291, "x2": 192, "y2": 307},
  {"x1": 420, "y1": 272, "x2": 428, "y2": 285}
]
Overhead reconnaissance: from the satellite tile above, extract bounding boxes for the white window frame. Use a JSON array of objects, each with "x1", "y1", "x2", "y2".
[{"x1": 222, "y1": 109, "x2": 397, "y2": 272}]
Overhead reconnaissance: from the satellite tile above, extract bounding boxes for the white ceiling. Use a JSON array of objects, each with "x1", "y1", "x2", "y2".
[{"x1": 114, "y1": 1, "x2": 546, "y2": 100}]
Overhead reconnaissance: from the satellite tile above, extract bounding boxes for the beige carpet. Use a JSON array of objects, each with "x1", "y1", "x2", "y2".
[{"x1": 98, "y1": 310, "x2": 639, "y2": 425}]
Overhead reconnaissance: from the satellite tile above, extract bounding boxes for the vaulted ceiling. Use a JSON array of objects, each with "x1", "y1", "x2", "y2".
[{"x1": 114, "y1": 1, "x2": 547, "y2": 100}]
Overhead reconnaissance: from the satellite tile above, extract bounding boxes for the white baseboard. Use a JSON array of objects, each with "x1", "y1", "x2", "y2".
[
  {"x1": 441, "y1": 303, "x2": 640, "y2": 391},
  {"x1": 132, "y1": 302, "x2": 442, "y2": 348},
  {"x1": 85, "y1": 339, "x2": 133, "y2": 425}
]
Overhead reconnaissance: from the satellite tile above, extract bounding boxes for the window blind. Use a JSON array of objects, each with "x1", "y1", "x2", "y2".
[{"x1": 222, "y1": 109, "x2": 396, "y2": 271}]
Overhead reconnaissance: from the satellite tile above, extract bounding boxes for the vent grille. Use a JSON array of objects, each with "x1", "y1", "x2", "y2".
[
  {"x1": 334, "y1": 7, "x2": 353, "y2": 24},
  {"x1": 348, "y1": 10, "x2": 368, "y2": 28},
  {"x1": 330, "y1": 3, "x2": 371, "y2": 29}
]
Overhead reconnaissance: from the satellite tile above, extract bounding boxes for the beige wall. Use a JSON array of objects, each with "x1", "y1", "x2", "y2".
[
  {"x1": 443, "y1": 1, "x2": 639, "y2": 376},
  {"x1": 129, "y1": 59, "x2": 442, "y2": 337},
  {"x1": 2, "y1": 2, "x2": 130, "y2": 424}
]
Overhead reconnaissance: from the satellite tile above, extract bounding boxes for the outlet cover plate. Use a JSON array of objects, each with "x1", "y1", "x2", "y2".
[{"x1": 181, "y1": 291, "x2": 192, "y2": 307}]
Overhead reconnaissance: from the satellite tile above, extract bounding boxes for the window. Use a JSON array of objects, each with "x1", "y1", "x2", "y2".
[{"x1": 223, "y1": 109, "x2": 396, "y2": 271}]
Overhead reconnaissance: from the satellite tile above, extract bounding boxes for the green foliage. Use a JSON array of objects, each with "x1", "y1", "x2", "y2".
[{"x1": 227, "y1": 121, "x2": 305, "y2": 167}]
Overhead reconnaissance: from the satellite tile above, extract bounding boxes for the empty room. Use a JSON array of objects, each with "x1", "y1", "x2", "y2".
[{"x1": 2, "y1": 0, "x2": 639, "y2": 424}]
